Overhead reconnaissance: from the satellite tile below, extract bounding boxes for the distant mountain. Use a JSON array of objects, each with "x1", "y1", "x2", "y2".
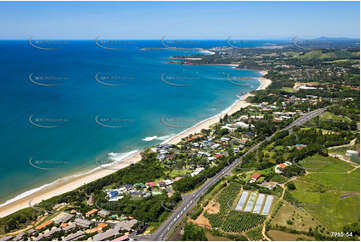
[{"x1": 313, "y1": 36, "x2": 359, "y2": 41}]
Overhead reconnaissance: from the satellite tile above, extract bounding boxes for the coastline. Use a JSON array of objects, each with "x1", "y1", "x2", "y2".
[{"x1": 0, "y1": 71, "x2": 271, "y2": 218}]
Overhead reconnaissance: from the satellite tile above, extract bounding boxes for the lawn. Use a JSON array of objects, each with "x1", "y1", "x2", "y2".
[
  {"x1": 288, "y1": 158, "x2": 360, "y2": 232},
  {"x1": 271, "y1": 201, "x2": 321, "y2": 233},
  {"x1": 319, "y1": 111, "x2": 350, "y2": 122},
  {"x1": 268, "y1": 230, "x2": 314, "y2": 241},
  {"x1": 298, "y1": 154, "x2": 354, "y2": 173},
  {"x1": 281, "y1": 87, "x2": 296, "y2": 93}
]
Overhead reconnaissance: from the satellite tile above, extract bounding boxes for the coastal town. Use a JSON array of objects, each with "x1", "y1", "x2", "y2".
[{"x1": 0, "y1": 37, "x2": 360, "y2": 241}]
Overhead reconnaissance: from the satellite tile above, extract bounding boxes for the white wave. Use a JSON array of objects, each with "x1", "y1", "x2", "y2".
[
  {"x1": 0, "y1": 182, "x2": 56, "y2": 208},
  {"x1": 142, "y1": 134, "x2": 174, "y2": 142},
  {"x1": 0, "y1": 150, "x2": 140, "y2": 208},
  {"x1": 107, "y1": 150, "x2": 138, "y2": 163}
]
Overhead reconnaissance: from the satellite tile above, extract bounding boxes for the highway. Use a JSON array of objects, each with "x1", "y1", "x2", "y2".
[{"x1": 148, "y1": 107, "x2": 327, "y2": 241}]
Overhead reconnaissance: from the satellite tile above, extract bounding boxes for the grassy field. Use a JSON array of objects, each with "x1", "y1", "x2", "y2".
[
  {"x1": 289, "y1": 155, "x2": 360, "y2": 231},
  {"x1": 319, "y1": 111, "x2": 350, "y2": 122},
  {"x1": 298, "y1": 154, "x2": 354, "y2": 173},
  {"x1": 268, "y1": 230, "x2": 314, "y2": 241},
  {"x1": 281, "y1": 87, "x2": 296, "y2": 93},
  {"x1": 271, "y1": 201, "x2": 321, "y2": 232}
]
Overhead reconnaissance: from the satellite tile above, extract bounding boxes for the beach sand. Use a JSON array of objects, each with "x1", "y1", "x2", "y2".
[{"x1": 0, "y1": 72, "x2": 271, "y2": 218}]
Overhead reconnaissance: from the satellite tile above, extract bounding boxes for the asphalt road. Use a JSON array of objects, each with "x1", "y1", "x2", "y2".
[{"x1": 147, "y1": 107, "x2": 326, "y2": 241}]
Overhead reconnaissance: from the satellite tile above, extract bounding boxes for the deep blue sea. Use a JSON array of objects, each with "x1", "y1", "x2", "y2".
[{"x1": 0, "y1": 40, "x2": 273, "y2": 204}]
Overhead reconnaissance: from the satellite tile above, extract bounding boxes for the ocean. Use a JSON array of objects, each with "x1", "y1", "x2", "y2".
[{"x1": 0, "y1": 40, "x2": 271, "y2": 205}]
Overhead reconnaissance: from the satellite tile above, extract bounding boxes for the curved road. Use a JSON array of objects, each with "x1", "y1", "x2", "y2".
[{"x1": 145, "y1": 107, "x2": 326, "y2": 241}]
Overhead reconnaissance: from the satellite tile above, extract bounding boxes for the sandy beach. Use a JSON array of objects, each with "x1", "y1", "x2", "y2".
[{"x1": 0, "y1": 72, "x2": 271, "y2": 218}]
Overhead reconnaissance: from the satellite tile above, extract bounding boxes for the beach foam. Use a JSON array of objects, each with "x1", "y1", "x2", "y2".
[{"x1": 142, "y1": 134, "x2": 174, "y2": 142}]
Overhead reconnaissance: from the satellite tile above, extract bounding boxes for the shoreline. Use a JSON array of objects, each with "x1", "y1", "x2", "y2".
[{"x1": 0, "y1": 71, "x2": 271, "y2": 218}]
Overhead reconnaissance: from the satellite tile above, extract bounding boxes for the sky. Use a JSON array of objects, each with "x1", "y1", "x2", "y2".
[{"x1": 0, "y1": 1, "x2": 359, "y2": 39}]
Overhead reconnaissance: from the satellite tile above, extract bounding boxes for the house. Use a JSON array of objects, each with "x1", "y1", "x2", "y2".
[
  {"x1": 54, "y1": 213, "x2": 74, "y2": 225},
  {"x1": 115, "y1": 219, "x2": 138, "y2": 231},
  {"x1": 86, "y1": 208, "x2": 98, "y2": 217},
  {"x1": 74, "y1": 218, "x2": 92, "y2": 228},
  {"x1": 250, "y1": 173, "x2": 261, "y2": 183},
  {"x1": 0, "y1": 236, "x2": 13, "y2": 241},
  {"x1": 134, "y1": 183, "x2": 146, "y2": 189},
  {"x1": 43, "y1": 227, "x2": 61, "y2": 239},
  {"x1": 158, "y1": 181, "x2": 166, "y2": 187},
  {"x1": 164, "y1": 179, "x2": 173, "y2": 186},
  {"x1": 214, "y1": 153, "x2": 223, "y2": 159},
  {"x1": 113, "y1": 235, "x2": 129, "y2": 241},
  {"x1": 98, "y1": 209, "x2": 111, "y2": 218},
  {"x1": 13, "y1": 232, "x2": 25, "y2": 241},
  {"x1": 35, "y1": 220, "x2": 53, "y2": 230},
  {"x1": 275, "y1": 161, "x2": 292, "y2": 173},
  {"x1": 108, "y1": 190, "x2": 119, "y2": 198},
  {"x1": 191, "y1": 167, "x2": 204, "y2": 177},
  {"x1": 62, "y1": 223, "x2": 76, "y2": 232},
  {"x1": 173, "y1": 177, "x2": 182, "y2": 182},
  {"x1": 86, "y1": 223, "x2": 107, "y2": 234},
  {"x1": 295, "y1": 144, "x2": 307, "y2": 150},
  {"x1": 145, "y1": 182, "x2": 156, "y2": 187},
  {"x1": 64, "y1": 230, "x2": 84, "y2": 241},
  {"x1": 92, "y1": 227, "x2": 120, "y2": 241},
  {"x1": 261, "y1": 181, "x2": 279, "y2": 190}
]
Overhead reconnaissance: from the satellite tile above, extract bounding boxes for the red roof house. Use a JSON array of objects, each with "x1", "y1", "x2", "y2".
[
  {"x1": 145, "y1": 182, "x2": 156, "y2": 187},
  {"x1": 251, "y1": 173, "x2": 261, "y2": 180}
]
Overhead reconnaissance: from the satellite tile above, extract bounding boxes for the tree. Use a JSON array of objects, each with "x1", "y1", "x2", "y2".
[{"x1": 182, "y1": 223, "x2": 208, "y2": 241}]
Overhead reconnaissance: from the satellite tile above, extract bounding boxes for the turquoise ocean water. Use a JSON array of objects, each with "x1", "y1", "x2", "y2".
[{"x1": 0, "y1": 40, "x2": 268, "y2": 205}]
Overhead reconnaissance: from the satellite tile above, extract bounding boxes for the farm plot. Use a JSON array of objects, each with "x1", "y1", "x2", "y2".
[
  {"x1": 244, "y1": 192, "x2": 257, "y2": 212},
  {"x1": 253, "y1": 194, "x2": 265, "y2": 214},
  {"x1": 261, "y1": 195, "x2": 274, "y2": 215},
  {"x1": 235, "y1": 191, "x2": 249, "y2": 211}
]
